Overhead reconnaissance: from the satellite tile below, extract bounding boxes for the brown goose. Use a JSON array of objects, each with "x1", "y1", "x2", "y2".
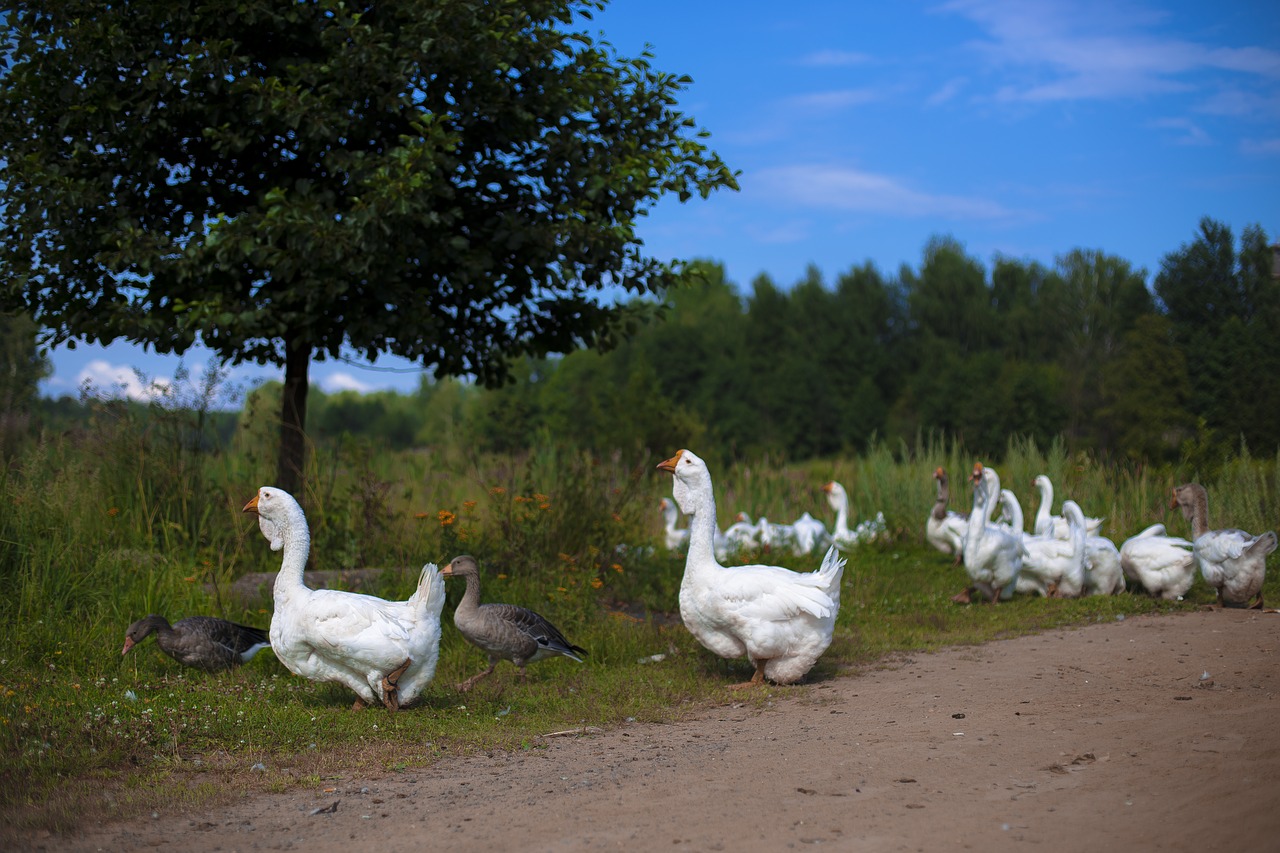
[
  {"x1": 440, "y1": 555, "x2": 587, "y2": 692},
  {"x1": 121, "y1": 615, "x2": 270, "y2": 673}
]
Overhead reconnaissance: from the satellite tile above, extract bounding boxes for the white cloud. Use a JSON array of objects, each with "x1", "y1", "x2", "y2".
[
  {"x1": 1150, "y1": 116, "x2": 1212, "y2": 146},
  {"x1": 1241, "y1": 136, "x2": 1280, "y2": 156},
  {"x1": 941, "y1": 0, "x2": 1280, "y2": 104},
  {"x1": 77, "y1": 360, "x2": 172, "y2": 402},
  {"x1": 320, "y1": 372, "x2": 378, "y2": 394},
  {"x1": 785, "y1": 88, "x2": 882, "y2": 113},
  {"x1": 926, "y1": 77, "x2": 968, "y2": 106},
  {"x1": 799, "y1": 49, "x2": 873, "y2": 67},
  {"x1": 751, "y1": 164, "x2": 1013, "y2": 220}
]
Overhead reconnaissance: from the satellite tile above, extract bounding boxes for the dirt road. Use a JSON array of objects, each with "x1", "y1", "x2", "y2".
[{"x1": 34, "y1": 609, "x2": 1280, "y2": 852}]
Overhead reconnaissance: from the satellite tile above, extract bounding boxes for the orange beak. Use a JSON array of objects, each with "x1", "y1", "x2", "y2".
[
  {"x1": 243, "y1": 494, "x2": 260, "y2": 514},
  {"x1": 656, "y1": 451, "x2": 683, "y2": 474}
]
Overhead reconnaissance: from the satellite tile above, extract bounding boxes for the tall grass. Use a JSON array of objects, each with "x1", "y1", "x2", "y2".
[{"x1": 1, "y1": 403, "x2": 1277, "y2": 836}]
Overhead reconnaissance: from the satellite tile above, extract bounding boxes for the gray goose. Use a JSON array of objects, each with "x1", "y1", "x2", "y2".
[
  {"x1": 121, "y1": 615, "x2": 270, "y2": 673},
  {"x1": 440, "y1": 555, "x2": 587, "y2": 691}
]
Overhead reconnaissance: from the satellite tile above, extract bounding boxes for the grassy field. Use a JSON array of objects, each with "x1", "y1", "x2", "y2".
[{"x1": 1, "y1": 405, "x2": 1277, "y2": 835}]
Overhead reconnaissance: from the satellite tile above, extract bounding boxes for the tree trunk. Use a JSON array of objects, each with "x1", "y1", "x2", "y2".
[{"x1": 277, "y1": 337, "x2": 311, "y2": 497}]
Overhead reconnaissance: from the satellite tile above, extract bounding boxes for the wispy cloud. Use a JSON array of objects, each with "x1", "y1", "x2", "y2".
[
  {"x1": 320, "y1": 372, "x2": 377, "y2": 394},
  {"x1": 751, "y1": 164, "x2": 1013, "y2": 220},
  {"x1": 799, "y1": 49, "x2": 873, "y2": 67},
  {"x1": 1150, "y1": 116, "x2": 1211, "y2": 146},
  {"x1": 940, "y1": 0, "x2": 1280, "y2": 105},
  {"x1": 926, "y1": 77, "x2": 968, "y2": 106},
  {"x1": 1241, "y1": 136, "x2": 1280, "y2": 156},
  {"x1": 785, "y1": 88, "x2": 882, "y2": 112},
  {"x1": 77, "y1": 360, "x2": 172, "y2": 402}
]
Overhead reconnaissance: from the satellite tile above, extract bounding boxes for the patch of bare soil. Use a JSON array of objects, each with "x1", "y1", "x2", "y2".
[{"x1": 25, "y1": 610, "x2": 1280, "y2": 852}]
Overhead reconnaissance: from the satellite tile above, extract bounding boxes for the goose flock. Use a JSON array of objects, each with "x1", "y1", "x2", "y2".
[
  {"x1": 658, "y1": 477, "x2": 886, "y2": 561},
  {"x1": 119, "y1": 455, "x2": 1275, "y2": 710},
  {"x1": 941, "y1": 463, "x2": 1275, "y2": 609}
]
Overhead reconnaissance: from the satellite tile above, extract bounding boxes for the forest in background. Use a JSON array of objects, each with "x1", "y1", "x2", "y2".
[{"x1": 7, "y1": 216, "x2": 1279, "y2": 474}]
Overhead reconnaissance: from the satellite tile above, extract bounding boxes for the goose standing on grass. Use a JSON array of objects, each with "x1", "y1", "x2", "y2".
[
  {"x1": 822, "y1": 480, "x2": 886, "y2": 549},
  {"x1": 657, "y1": 450, "x2": 845, "y2": 688},
  {"x1": 723, "y1": 511, "x2": 761, "y2": 553},
  {"x1": 955, "y1": 463, "x2": 1024, "y2": 604},
  {"x1": 1001, "y1": 489, "x2": 1086, "y2": 598},
  {"x1": 1031, "y1": 474, "x2": 1104, "y2": 539},
  {"x1": 440, "y1": 555, "x2": 587, "y2": 692},
  {"x1": 1119, "y1": 524, "x2": 1195, "y2": 600},
  {"x1": 1172, "y1": 483, "x2": 1278, "y2": 609},
  {"x1": 121, "y1": 615, "x2": 270, "y2": 673},
  {"x1": 790, "y1": 511, "x2": 831, "y2": 556},
  {"x1": 1083, "y1": 531, "x2": 1124, "y2": 596},
  {"x1": 925, "y1": 468, "x2": 968, "y2": 558},
  {"x1": 243, "y1": 487, "x2": 447, "y2": 712},
  {"x1": 659, "y1": 497, "x2": 690, "y2": 553}
]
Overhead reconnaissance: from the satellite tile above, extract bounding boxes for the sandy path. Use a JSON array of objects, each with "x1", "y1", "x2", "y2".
[{"x1": 35, "y1": 609, "x2": 1280, "y2": 852}]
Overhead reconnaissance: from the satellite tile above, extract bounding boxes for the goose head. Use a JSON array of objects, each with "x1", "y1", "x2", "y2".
[
  {"x1": 822, "y1": 481, "x2": 847, "y2": 512},
  {"x1": 243, "y1": 486, "x2": 302, "y2": 552},
  {"x1": 656, "y1": 449, "x2": 710, "y2": 517}
]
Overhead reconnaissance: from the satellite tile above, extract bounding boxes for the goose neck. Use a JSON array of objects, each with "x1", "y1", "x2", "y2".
[
  {"x1": 272, "y1": 514, "x2": 312, "y2": 600},
  {"x1": 684, "y1": 484, "x2": 722, "y2": 568}
]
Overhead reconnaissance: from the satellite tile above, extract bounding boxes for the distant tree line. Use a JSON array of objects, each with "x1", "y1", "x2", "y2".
[
  {"x1": 9, "y1": 217, "x2": 1277, "y2": 469},
  {"x1": 233, "y1": 216, "x2": 1277, "y2": 467}
]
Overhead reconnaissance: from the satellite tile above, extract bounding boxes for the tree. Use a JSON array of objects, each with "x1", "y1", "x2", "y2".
[
  {"x1": 1154, "y1": 219, "x2": 1279, "y2": 450},
  {"x1": 0, "y1": 0, "x2": 738, "y2": 494},
  {"x1": 0, "y1": 310, "x2": 50, "y2": 457}
]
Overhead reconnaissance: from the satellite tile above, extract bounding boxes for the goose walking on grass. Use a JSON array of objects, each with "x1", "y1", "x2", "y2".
[
  {"x1": 924, "y1": 468, "x2": 968, "y2": 559},
  {"x1": 1031, "y1": 474, "x2": 1104, "y2": 539},
  {"x1": 1172, "y1": 483, "x2": 1277, "y2": 609},
  {"x1": 244, "y1": 487, "x2": 446, "y2": 712},
  {"x1": 121, "y1": 615, "x2": 270, "y2": 673},
  {"x1": 659, "y1": 497, "x2": 690, "y2": 552},
  {"x1": 955, "y1": 463, "x2": 1024, "y2": 604},
  {"x1": 657, "y1": 449, "x2": 844, "y2": 688},
  {"x1": 440, "y1": 555, "x2": 587, "y2": 692},
  {"x1": 1119, "y1": 524, "x2": 1195, "y2": 600}
]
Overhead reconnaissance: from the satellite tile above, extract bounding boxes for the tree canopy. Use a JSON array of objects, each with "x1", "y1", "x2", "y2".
[{"x1": 0, "y1": 0, "x2": 738, "y2": 491}]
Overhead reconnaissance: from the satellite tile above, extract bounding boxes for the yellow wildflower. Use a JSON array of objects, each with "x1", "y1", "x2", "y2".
[
  {"x1": 107, "y1": 507, "x2": 120, "y2": 517},
  {"x1": 590, "y1": 578, "x2": 603, "y2": 589},
  {"x1": 438, "y1": 510, "x2": 455, "y2": 526},
  {"x1": 462, "y1": 500, "x2": 477, "y2": 512}
]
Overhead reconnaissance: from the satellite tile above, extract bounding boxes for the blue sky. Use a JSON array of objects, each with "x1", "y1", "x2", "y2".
[{"x1": 39, "y1": 0, "x2": 1280, "y2": 403}]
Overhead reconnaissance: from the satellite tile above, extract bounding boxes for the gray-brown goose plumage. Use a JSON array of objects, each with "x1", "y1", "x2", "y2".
[
  {"x1": 441, "y1": 555, "x2": 587, "y2": 692},
  {"x1": 121, "y1": 615, "x2": 270, "y2": 673}
]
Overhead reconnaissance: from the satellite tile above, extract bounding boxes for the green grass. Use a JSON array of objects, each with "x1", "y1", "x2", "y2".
[
  {"x1": 0, "y1": 539, "x2": 1233, "y2": 837},
  {"x1": 1, "y1": 411, "x2": 1276, "y2": 837}
]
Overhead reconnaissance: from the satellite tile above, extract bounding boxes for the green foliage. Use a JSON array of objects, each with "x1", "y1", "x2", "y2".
[
  {"x1": 0, "y1": 312, "x2": 50, "y2": 460},
  {"x1": 3, "y1": 400, "x2": 1280, "y2": 833},
  {"x1": 0, "y1": 0, "x2": 738, "y2": 492}
]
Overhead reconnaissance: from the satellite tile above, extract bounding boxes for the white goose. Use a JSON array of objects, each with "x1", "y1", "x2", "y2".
[
  {"x1": 924, "y1": 468, "x2": 968, "y2": 558},
  {"x1": 1083, "y1": 532, "x2": 1124, "y2": 596},
  {"x1": 822, "y1": 481, "x2": 887, "y2": 550},
  {"x1": 657, "y1": 450, "x2": 845, "y2": 688},
  {"x1": 1031, "y1": 474, "x2": 1104, "y2": 539},
  {"x1": 723, "y1": 512, "x2": 761, "y2": 552},
  {"x1": 1002, "y1": 489, "x2": 1085, "y2": 598},
  {"x1": 659, "y1": 497, "x2": 690, "y2": 552},
  {"x1": 790, "y1": 511, "x2": 831, "y2": 556},
  {"x1": 955, "y1": 464, "x2": 1024, "y2": 603},
  {"x1": 1118, "y1": 523, "x2": 1195, "y2": 600},
  {"x1": 1172, "y1": 483, "x2": 1277, "y2": 609},
  {"x1": 243, "y1": 487, "x2": 446, "y2": 711}
]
